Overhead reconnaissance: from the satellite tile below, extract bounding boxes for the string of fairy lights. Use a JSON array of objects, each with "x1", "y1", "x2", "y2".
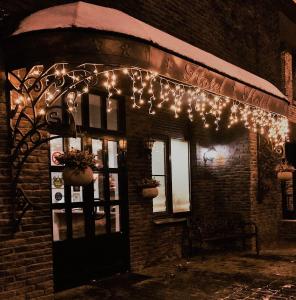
[{"x1": 13, "y1": 63, "x2": 289, "y2": 148}]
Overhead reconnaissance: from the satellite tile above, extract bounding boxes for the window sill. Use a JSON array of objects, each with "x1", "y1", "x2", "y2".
[{"x1": 153, "y1": 217, "x2": 187, "y2": 225}]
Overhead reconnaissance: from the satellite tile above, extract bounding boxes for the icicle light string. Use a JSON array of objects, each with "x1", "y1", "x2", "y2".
[{"x1": 19, "y1": 63, "x2": 288, "y2": 148}]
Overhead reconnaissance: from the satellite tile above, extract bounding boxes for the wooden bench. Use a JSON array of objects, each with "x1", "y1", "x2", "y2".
[{"x1": 183, "y1": 215, "x2": 260, "y2": 257}]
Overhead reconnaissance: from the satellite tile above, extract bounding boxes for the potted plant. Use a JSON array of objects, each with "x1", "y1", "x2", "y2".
[
  {"x1": 55, "y1": 149, "x2": 98, "y2": 186},
  {"x1": 138, "y1": 178, "x2": 160, "y2": 198},
  {"x1": 275, "y1": 159, "x2": 295, "y2": 181}
]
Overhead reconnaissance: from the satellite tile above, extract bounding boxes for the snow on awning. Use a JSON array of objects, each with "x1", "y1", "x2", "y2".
[{"x1": 12, "y1": 1, "x2": 288, "y2": 114}]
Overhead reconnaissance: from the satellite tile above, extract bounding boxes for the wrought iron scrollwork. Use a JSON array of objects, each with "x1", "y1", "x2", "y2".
[
  {"x1": 7, "y1": 62, "x2": 289, "y2": 229},
  {"x1": 14, "y1": 188, "x2": 34, "y2": 229},
  {"x1": 8, "y1": 63, "x2": 117, "y2": 229}
]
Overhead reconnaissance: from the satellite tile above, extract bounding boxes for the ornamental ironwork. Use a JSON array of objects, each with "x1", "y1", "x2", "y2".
[{"x1": 8, "y1": 63, "x2": 289, "y2": 229}]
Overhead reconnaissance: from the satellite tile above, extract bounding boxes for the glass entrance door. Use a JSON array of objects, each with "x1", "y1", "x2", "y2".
[{"x1": 50, "y1": 135, "x2": 129, "y2": 290}]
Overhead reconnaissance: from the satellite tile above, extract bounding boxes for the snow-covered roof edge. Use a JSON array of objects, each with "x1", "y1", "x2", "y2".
[{"x1": 13, "y1": 1, "x2": 287, "y2": 100}]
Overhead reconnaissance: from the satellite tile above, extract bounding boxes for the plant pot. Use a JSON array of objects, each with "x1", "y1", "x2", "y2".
[
  {"x1": 63, "y1": 166, "x2": 94, "y2": 186},
  {"x1": 142, "y1": 187, "x2": 158, "y2": 198},
  {"x1": 277, "y1": 171, "x2": 293, "y2": 181}
]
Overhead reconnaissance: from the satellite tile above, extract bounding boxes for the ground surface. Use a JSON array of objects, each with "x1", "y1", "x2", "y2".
[{"x1": 55, "y1": 245, "x2": 296, "y2": 299}]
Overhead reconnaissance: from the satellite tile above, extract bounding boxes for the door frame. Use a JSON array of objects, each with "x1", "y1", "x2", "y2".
[{"x1": 50, "y1": 91, "x2": 130, "y2": 290}]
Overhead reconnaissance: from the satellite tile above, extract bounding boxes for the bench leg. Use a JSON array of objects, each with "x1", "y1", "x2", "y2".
[
  {"x1": 255, "y1": 234, "x2": 260, "y2": 255},
  {"x1": 242, "y1": 236, "x2": 246, "y2": 251},
  {"x1": 182, "y1": 231, "x2": 191, "y2": 259},
  {"x1": 253, "y1": 225, "x2": 260, "y2": 255}
]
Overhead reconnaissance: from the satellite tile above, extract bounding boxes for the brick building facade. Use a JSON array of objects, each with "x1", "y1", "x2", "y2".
[{"x1": 0, "y1": 0, "x2": 296, "y2": 299}]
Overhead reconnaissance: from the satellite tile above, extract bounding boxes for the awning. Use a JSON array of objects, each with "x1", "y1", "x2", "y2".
[{"x1": 9, "y1": 1, "x2": 289, "y2": 116}]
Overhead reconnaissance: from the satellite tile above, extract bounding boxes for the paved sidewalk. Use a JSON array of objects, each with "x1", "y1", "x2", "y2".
[{"x1": 55, "y1": 247, "x2": 296, "y2": 299}]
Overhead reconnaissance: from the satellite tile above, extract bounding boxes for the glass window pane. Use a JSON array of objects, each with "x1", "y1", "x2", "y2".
[
  {"x1": 111, "y1": 205, "x2": 120, "y2": 233},
  {"x1": 92, "y1": 139, "x2": 103, "y2": 168},
  {"x1": 72, "y1": 208, "x2": 85, "y2": 239},
  {"x1": 108, "y1": 141, "x2": 118, "y2": 168},
  {"x1": 171, "y1": 139, "x2": 190, "y2": 213},
  {"x1": 94, "y1": 206, "x2": 106, "y2": 235},
  {"x1": 107, "y1": 99, "x2": 118, "y2": 131},
  {"x1": 50, "y1": 136, "x2": 63, "y2": 166},
  {"x1": 93, "y1": 173, "x2": 104, "y2": 200},
  {"x1": 73, "y1": 94, "x2": 82, "y2": 126},
  {"x1": 152, "y1": 141, "x2": 165, "y2": 175},
  {"x1": 51, "y1": 172, "x2": 64, "y2": 204},
  {"x1": 109, "y1": 173, "x2": 119, "y2": 200},
  {"x1": 152, "y1": 141, "x2": 166, "y2": 212},
  {"x1": 68, "y1": 137, "x2": 81, "y2": 150},
  {"x1": 152, "y1": 176, "x2": 166, "y2": 213},
  {"x1": 52, "y1": 209, "x2": 67, "y2": 241},
  {"x1": 89, "y1": 94, "x2": 102, "y2": 128},
  {"x1": 71, "y1": 186, "x2": 83, "y2": 203}
]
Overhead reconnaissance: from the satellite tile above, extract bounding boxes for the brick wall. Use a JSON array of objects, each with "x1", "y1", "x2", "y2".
[
  {"x1": 0, "y1": 0, "x2": 293, "y2": 297},
  {"x1": 90, "y1": 0, "x2": 282, "y2": 89},
  {"x1": 0, "y1": 65, "x2": 54, "y2": 299},
  {"x1": 249, "y1": 132, "x2": 282, "y2": 246},
  {"x1": 190, "y1": 122, "x2": 253, "y2": 246},
  {"x1": 125, "y1": 98, "x2": 277, "y2": 266},
  {"x1": 0, "y1": 69, "x2": 13, "y2": 239},
  {"x1": 126, "y1": 104, "x2": 188, "y2": 270},
  {"x1": 281, "y1": 50, "x2": 293, "y2": 102}
]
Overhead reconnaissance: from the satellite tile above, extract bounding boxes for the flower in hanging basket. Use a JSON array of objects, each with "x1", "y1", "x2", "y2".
[
  {"x1": 138, "y1": 178, "x2": 160, "y2": 188},
  {"x1": 137, "y1": 178, "x2": 160, "y2": 199},
  {"x1": 55, "y1": 149, "x2": 98, "y2": 170},
  {"x1": 55, "y1": 149, "x2": 98, "y2": 186},
  {"x1": 275, "y1": 159, "x2": 295, "y2": 181}
]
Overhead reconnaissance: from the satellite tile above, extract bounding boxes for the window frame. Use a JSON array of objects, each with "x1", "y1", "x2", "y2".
[
  {"x1": 78, "y1": 90, "x2": 126, "y2": 136},
  {"x1": 151, "y1": 135, "x2": 191, "y2": 218},
  {"x1": 152, "y1": 137, "x2": 170, "y2": 216},
  {"x1": 49, "y1": 89, "x2": 127, "y2": 242}
]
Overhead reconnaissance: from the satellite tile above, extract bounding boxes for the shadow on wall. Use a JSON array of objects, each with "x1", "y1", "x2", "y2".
[{"x1": 194, "y1": 128, "x2": 251, "y2": 232}]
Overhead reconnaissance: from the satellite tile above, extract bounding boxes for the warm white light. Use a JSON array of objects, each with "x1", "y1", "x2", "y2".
[
  {"x1": 39, "y1": 108, "x2": 46, "y2": 115},
  {"x1": 35, "y1": 63, "x2": 288, "y2": 149}
]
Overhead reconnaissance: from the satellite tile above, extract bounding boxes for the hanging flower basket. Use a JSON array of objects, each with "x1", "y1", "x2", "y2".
[
  {"x1": 55, "y1": 149, "x2": 98, "y2": 186},
  {"x1": 138, "y1": 178, "x2": 160, "y2": 199},
  {"x1": 142, "y1": 187, "x2": 159, "y2": 198},
  {"x1": 275, "y1": 159, "x2": 295, "y2": 181},
  {"x1": 277, "y1": 171, "x2": 293, "y2": 181},
  {"x1": 63, "y1": 166, "x2": 94, "y2": 186}
]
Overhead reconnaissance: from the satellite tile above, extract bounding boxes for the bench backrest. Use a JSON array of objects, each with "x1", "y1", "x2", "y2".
[{"x1": 189, "y1": 214, "x2": 244, "y2": 237}]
